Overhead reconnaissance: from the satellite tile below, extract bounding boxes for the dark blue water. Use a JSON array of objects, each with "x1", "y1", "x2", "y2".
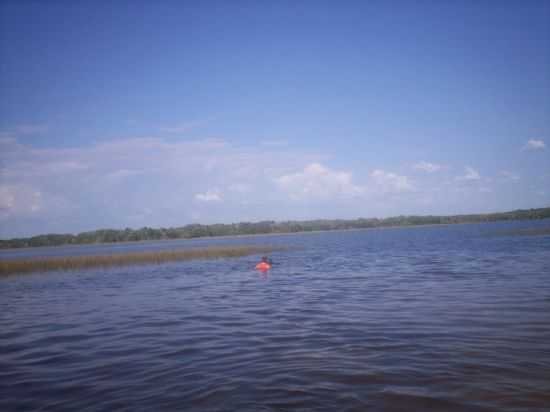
[{"x1": 1, "y1": 221, "x2": 550, "y2": 411}]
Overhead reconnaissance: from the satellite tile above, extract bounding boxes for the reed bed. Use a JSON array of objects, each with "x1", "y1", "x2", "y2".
[{"x1": 0, "y1": 245, "x2": 281, "y2": 276}]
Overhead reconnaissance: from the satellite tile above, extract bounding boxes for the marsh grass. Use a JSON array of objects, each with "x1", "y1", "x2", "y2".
[{"x1": 0, "y1": 245, "x2": 281, "y2": 276}]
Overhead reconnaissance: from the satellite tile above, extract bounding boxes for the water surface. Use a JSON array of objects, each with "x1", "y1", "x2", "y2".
[{"x1": 1, "y1": 221, "x2": 550, "y2": 411}]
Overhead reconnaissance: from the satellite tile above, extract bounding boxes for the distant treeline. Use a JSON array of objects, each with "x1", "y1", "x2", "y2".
[{"x1": 1, "y1": 207, "x2": 549, "y2": 249}]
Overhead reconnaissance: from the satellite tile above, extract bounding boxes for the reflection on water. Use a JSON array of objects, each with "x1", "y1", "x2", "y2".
[{"x1": 1, "y1": 221, "x2": 550, "y2": 411}]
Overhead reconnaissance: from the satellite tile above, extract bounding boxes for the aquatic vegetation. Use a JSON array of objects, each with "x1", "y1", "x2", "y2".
[{"x1": 0, "y1": 245, "x2": 281, "y2": 276}]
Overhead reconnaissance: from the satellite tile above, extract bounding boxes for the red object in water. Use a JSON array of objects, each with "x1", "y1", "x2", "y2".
[{"x1": 255, "y1": 262, "x2": 271, "y2": 271}]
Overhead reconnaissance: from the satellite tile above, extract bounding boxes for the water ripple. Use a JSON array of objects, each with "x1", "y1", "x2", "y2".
[{"x1": 1, "y1": 222, "x2": 549, "y2": 411}]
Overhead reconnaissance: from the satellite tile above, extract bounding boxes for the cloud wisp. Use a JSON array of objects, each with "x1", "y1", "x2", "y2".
[
  {"x1": 369, "y1": 170, "x2": 414, "y2": 193},
  {"x1": 2, "y1": 133, "x2": 537, "y2": 238},
  {"x1": 1, "y1": 131, "x2": 434, "y2": 238},
  {"x1": 0, "y1": 136, "x2": 321, "y2": 236},
  {"x1": 275, "y1": 163, "x2": 365, "y2": 201},
  {"x1": 523, "y1": 139, "x2": 545, "y2": 151},
  {"x1": 499, "y1": 170, "x2": 520, "y2": 181},
  {"x1": 195, "y1": 189, "x2": 223, "y2": 202},
  {"x1": 413, "y1": 161, "x2": 441, "y2": 173},
  {"x1": 457, "y1": 166, "x2": 481, "y2": 181}
]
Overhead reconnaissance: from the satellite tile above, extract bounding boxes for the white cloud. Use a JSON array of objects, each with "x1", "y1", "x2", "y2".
[
  {"x1": 275, "y1": 163, "x2": 364, "y2": 200},
  {"x1": 369, "y1": 169, "x2": 413, "y2": 193},
  {"x1": 524, "y1": 139, "x2": 545, "y2": 151},
  {"x1": 0, "y1": 184, "x2": 42, "y2": 217},
  {"x1": 413, "y1": 161, "x2": 441, "y2": 173},
  {"x1": 457, "y1": 166, "x2": 481, "y2": 181},
  {"x1": 0, "y1": 138, "x2": 322, "y2": 235},
  {"x1": 1, "y1": 136, "x2": 321, "y2": 235},
  {"x1": 499, "y1": 170, "x2": 520, "y2": 181},
  {"x1": 5, "y1": 132, "x2": 543, "y2": 237},
  {"x1": 194, "y1": 189, "x2": 223, "y2": 202},
  {"x1": 0, "y1": 186, "x2": 16, "y2": 211}
]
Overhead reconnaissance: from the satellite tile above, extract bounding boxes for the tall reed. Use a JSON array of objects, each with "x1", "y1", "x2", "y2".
[{"x1": 0, "y1": 245, "x2": 280, "y2": 276}]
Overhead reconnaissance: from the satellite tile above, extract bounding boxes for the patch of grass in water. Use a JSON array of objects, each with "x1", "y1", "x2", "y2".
[{"x1": 0, "y1": 245, "x2": 281, "y2": 276}]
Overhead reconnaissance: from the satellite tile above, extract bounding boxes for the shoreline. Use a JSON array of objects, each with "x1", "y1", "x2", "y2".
[{"x1": 2, "y1": 216, "x2": 549, "y2": 252}]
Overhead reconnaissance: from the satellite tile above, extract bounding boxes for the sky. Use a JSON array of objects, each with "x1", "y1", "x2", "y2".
[{"x1": 1, "y1": 1, "x2": 549, "y2": 238}]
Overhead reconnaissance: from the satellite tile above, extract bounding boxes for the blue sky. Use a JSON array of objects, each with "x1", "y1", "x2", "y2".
[{"x1": 1, "y1": 1, "x2": 549, "y2": 238}]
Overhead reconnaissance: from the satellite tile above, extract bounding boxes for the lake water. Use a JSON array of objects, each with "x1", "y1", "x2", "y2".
[{"x1": 1, "y1": 221, "x2": 550, "y2": 411}]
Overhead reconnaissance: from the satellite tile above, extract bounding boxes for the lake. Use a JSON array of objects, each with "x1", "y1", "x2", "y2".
[{"x1": 1, "y1": 220, "x2": 550, "y2": 411}]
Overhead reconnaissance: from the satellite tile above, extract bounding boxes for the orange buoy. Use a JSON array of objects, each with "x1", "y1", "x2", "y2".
[{"x1": 255, "y1": 262, "x2": 272, "y2": 271}]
